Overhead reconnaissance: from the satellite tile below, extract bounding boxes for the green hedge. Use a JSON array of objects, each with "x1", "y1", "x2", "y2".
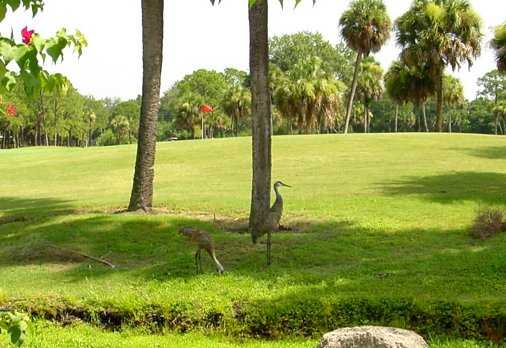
[{"x1": 6, "y1": 297, "x2": 506, "y2": 344}]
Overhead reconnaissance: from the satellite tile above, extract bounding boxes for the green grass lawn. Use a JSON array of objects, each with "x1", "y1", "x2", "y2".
[
  {"x1": 1, "y1": 133, "x2": 506, "y2": 345},
  {"x1": 0, "y1": 321, "x2": 498, "y2": 348}
]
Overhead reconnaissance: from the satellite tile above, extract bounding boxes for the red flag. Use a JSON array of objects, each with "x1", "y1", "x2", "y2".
[{"x1": 200, "y1": 104, "x2": 214, "y2": 113}]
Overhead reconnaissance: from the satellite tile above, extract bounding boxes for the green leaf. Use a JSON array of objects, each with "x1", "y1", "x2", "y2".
[
  {"x1": 46, "y1": 36, "x2": 67, "y2": 63},
  {"x1": 8, "y1": 326, "x2": 21, "y2": 345},
  {"x1": 12, "y1": 44, "x2": 31, "y2": 68},
  {"x1": 3, "y1": 71, "x2": 17, "y2": 91},
  {"x1": 0, "y1": 4, "x2": 7, "y2": 22},
  {"x1": 6, "y1": 0, "x2": 21, "y2": 12},
  {"x1": 0, "y1": 39, "x2": 16, "y2": 62}
]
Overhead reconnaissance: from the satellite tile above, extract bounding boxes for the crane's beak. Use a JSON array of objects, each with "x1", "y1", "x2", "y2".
[{"x1": 282, "y1": 183, "x2": 291, "y2": 188}]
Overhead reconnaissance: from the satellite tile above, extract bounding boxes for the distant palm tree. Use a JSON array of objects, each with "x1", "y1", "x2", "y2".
[
  {"x1": 110, "y1": 115, "x2": 130, "y2": 144},
  {"x1": 340, "y1": 0, "x2": 391, "y2": 134},
  {"x1": 175, "y1": 94, "x2": 201, "y2": 139},
  {"x1": 272, "y1": 57, "x2": 344, "y2": 133},
  {"x1": 492, "y1": 24, "x2": 506, "y2": 73},
  {"x1": 493, "y1": 101, "x2": 506, "y2": 133},
  {"x1": 356, "y1": 57, "x2": 384, "y2": 133},
  {"x1": 396, "y1": 0, "x2": 482, "y2": 132},
  {"x1": 223, "y1": 85, "x2": 251, "y2": 136},
  {"x1": 129, "y1": 0, "x2": 164, "y2": 211},
  {"x1": 385, "y1": 61, "x2": 434, "y2": 132},
  {"x1": 442, "y1": 75, "x2": 465, "y2": 132}
]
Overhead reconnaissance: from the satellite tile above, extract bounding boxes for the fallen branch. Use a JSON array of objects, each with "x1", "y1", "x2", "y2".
[{"x1": 48, "y1": 245, "x2": 116, "y2": 269}]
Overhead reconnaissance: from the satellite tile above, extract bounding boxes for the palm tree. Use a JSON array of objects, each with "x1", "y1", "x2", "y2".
[
  {"x1": 340, "y1": 0, "x2": 391, "y2": 134},
  {"x1": 129, "y1": 0, "x2": 164, "y2": 211},
  {"x1": 492, "y1": 24, "x2": 506, "y2": 73},
  {"x1": 223, "y1": 85, "x2": 251, "y2": 136},
  {"x1": 271, "y1": 57, "x2": 344, "y2": 133},
  {"x1": 110, "y1": 115, "x2": 130, "y2": 144},
  {"x1": 442, "y1": 75, "x2": 465, "y2": 133},
  {"x1": 211, "y1": 0, "x2": 317, "y2": 244},
  {"x1": 493, "y1": 101, "x2": 506, "y2": 134},
  {"x1": 384, "y1": 62, "x2": 407, "y2": 132},
  {"x1": 396, "y1": 0, "x2": 482, "y2": 133},
  {"x1": 385, "y1": 61, "x2": 434, "y2": 132},
  {"x1": 356, "y1": 57, "x2": 384, "y2": 133},
  {"x1": 175, "y1": 94, "x2": 201, "y2": 139},
  {"x1": 247, "y1": 0, "x2": 273, "y2": 236}
]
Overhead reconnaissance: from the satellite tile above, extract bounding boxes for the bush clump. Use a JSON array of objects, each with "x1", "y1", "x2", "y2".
[{"x1": 470, "y1": 209, "x2": 506, "y2": 240}]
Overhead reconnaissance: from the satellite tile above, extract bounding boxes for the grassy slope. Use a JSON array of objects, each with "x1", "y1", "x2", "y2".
[{"x1": 1, "y1": 133, "x2": 506, "y2": 340}]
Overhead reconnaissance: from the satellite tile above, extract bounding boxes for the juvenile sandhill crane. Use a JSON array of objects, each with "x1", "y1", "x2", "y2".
[
  {"x1": 179, "y1": 227, "x2": 225, "y2": 274},
  {"x1": 252, "y1": 181, "x2": 291, "y2": 266}
]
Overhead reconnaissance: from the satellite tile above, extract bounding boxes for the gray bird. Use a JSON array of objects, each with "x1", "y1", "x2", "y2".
[{"x1": 253, "y1": 181, "x2": 291, "y2": 266}]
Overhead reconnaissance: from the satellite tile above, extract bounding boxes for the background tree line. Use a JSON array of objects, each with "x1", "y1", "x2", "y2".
[{"x1": 2, "y1": 31, "x2": 505, "y2": 150}]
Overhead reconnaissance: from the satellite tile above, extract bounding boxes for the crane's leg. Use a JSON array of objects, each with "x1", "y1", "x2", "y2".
[
  {"x1": 195, "y1": 249, "x2": 202, "y2": 274},
  {"x1": 267, "y1": 230, "x2": 272, "y2": 266}
]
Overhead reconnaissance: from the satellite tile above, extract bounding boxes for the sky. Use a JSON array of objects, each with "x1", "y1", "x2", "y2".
[{"x1": 0, "y1": 0, "x2": 504, "y2": 101}]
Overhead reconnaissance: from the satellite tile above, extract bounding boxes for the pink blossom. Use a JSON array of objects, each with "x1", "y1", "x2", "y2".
[{"x1": 21, "y1": 26, "x2": 35, "y2": 45}]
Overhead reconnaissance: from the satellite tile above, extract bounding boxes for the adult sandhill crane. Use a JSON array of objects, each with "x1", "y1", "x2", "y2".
[
  {"x1": 179, "y1": 227, "x2": 225, "y2": 274},
  {"x1": 252, "y1": 181, "x2": 291, "y2": 266}
]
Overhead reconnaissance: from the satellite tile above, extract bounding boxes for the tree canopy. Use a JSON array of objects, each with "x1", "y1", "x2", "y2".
[{"x1": 492, "y1": 23, "x2": 506, "y2": 72}]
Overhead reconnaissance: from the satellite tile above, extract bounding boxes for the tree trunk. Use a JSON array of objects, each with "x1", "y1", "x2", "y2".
[
  {"x1": 394, "y1": 104, "x2": 399, "y2": 133},
  {"x1": 422, "y1": 103, "x2": 429, "y2": 132},
  {"x1": 436, "y1": 72, "x2": 444, "y2": 132},
  {"x1": 128, "y1": 0, "x2": 164, "y2": 211},
  {"x1": 344, "y1": 52, "x2": 362, "y2": 134},
  {"x1": 495, "y1": 111, "x2": 499, "y2": 135},
  {"x1": 248, "y1": 0, "x2": 272, "y2": 241},
  {"x1": 364, "y1": 101, "x2": 368, "y2": 133},
  {"x1": 201, "y1": 114, "x2": 205, "y2": 140}
]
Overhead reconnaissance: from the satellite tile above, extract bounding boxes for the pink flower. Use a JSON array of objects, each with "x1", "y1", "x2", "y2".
[
  {"x1": 21, "y1": 26, "x2": 35, "y2": 45},
  {"x1": 6, "y1": 103, "x2": 17, "y2": 117}
]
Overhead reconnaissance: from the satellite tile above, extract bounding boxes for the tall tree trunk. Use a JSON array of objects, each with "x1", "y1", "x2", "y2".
[
  {"x1": 248, "y1": 0, "x2": 272, "y2": 241},
  {"x1": 364, "y1": 102, "x2": 367, "y2": 133},
  {"x1": 201, "y1": 114, "x2": 205, "y2": 140},
  {"x1": 128, "y1": 0, "x2": 164, "y2": 211},
  {"x1": 394, "y1": 104, "x2": 399, "y2": 133},
  {"x1": 344, "y1": 52, "x2": 363, "y2": 134},
  {"x1": 436, "y1": 72, "x2": 444, "y2": 132},
  {"x1": 495, "y1": 111, "x2": 499, "y2": 135},
  {"x1": 422, "y1": 102, "x2": 429, "y2": 132}
]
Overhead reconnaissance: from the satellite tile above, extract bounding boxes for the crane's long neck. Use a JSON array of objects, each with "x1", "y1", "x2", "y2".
[{"x1": 273, "y1": 185, "x2": 283, "y2": 210}]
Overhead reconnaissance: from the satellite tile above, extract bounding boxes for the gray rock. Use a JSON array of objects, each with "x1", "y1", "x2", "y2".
[{"x1": 317, "y1": 326, "x2": 428, "y2": 348}]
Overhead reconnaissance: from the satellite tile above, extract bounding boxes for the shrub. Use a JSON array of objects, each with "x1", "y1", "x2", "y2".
[
  {"x1": 470, "y1": 209, "x2": 505, "y2": 240},
  {"x1": 96, "y1": 129, "x2": 117, "y2": 147}
]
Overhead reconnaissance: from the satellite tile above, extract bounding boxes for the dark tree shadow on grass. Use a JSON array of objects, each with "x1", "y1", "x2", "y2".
[
  {"x1": 381, "y1": 172, "x2": 506, "y2": 205},
  {"x1": 0, "y1": 196, "x2": 76, "y2": 220},
  {"x1": 455, "y1": 146, "x2": 506, "y2": 160}
]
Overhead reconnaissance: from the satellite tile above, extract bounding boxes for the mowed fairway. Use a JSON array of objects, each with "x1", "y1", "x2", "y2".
[{"x1": 1, "y1": 133, "x2": 506, "y2": 342}]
